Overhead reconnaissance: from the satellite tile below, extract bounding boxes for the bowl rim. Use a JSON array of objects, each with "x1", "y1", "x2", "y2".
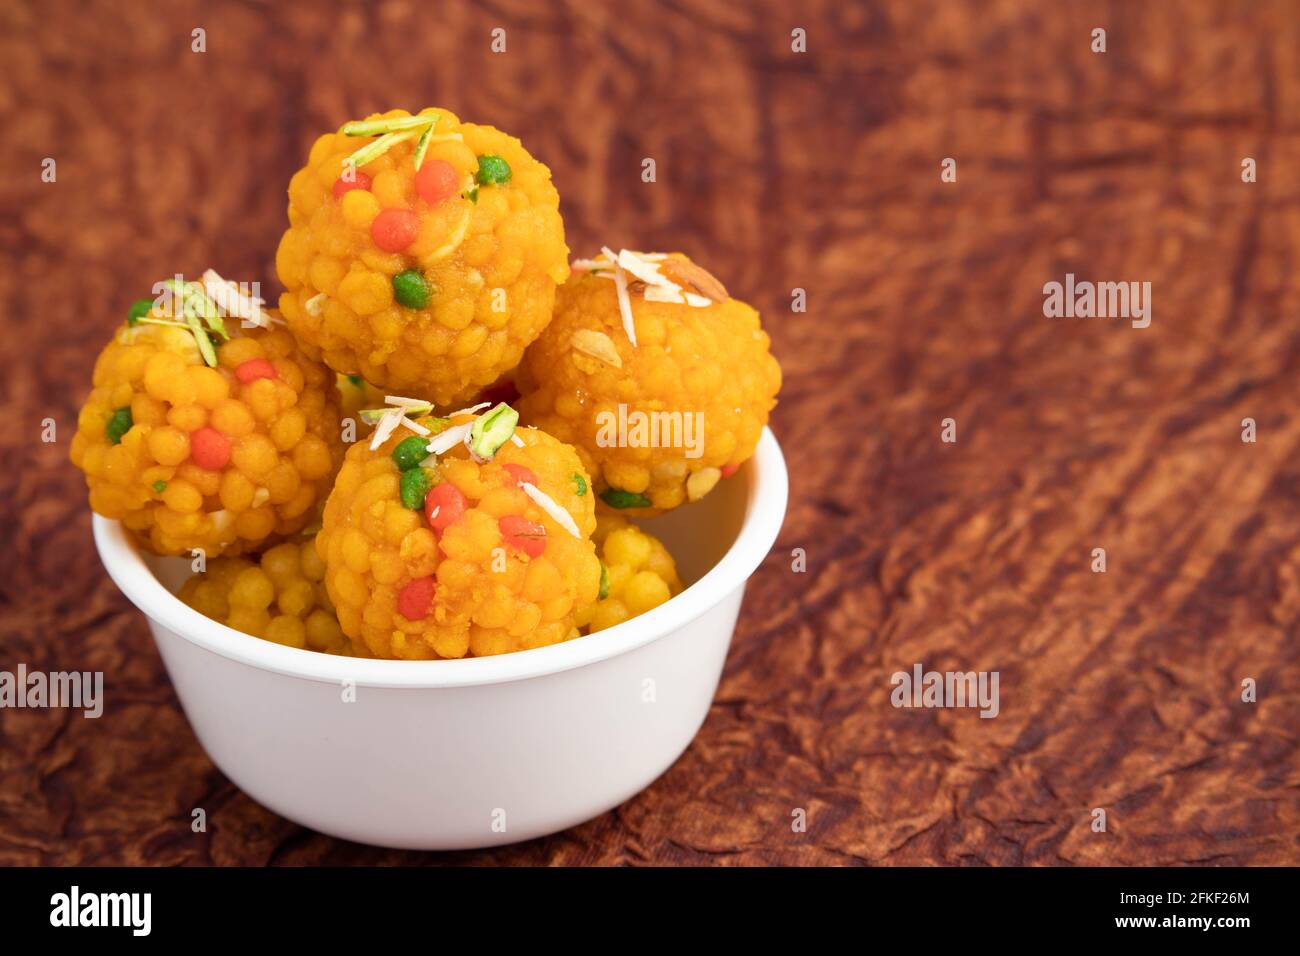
[{"x1": 92, "y1": 428, "x2": 789, "y2": 689}]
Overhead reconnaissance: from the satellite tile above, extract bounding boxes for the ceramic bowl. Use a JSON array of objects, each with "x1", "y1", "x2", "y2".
[{"x1": 92, "y1": 429, "x2": 788, "y2": 849}]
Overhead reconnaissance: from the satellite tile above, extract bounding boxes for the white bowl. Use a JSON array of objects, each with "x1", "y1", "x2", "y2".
[{"x1": 92, "y1": 429, "x2": 788, "y2": 850}]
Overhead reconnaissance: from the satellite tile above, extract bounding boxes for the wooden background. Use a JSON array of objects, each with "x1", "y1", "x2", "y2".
[{"x1": 2, "y1": 0, "x2": 1299, "y2": 865}]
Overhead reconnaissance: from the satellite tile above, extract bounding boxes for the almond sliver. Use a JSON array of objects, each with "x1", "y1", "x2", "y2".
[
  {"x1": 658, "y1": 257, "x2": 729, "y2": 303},
  {"x1": 445, "y1": 401, "x2": 491, "y2": 418},
  {"x1": 202, "y1": 269, "x2": 269, "y2": 326},
  {"x1": 385, "y1": 395, "x2": 434, "y2": 411},
  {"x1": 401, "y1": 416, "x2": 431, "y2": 437},
  {"x1": 607, "y1": 256, "x2": 637, "y2": 348},
  {"x1": 521, "y1": 482, "x2": 581, "y2": 538},
  {"x1": 425, "y1": 421, "x2": 473, "y2": 456},
  {"x1": 571, "y1": 328, "x2": 623, "y2": 367},
  {"x1": 616, "y1": 249, "x2": 676, "y2": 290},
  {"x1": 369, "y1": 408, "x2": 404, "y2": 450},
  {"x1": 644, "y1": 285, "x2": 686, "y2": 304}
]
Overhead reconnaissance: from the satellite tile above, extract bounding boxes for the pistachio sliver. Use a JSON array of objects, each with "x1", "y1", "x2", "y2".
[
  {"x1": 466, "y1": 403, "x2": 519, "y2": 463},
  {"x1": 163, "y1": 279, "x2": 228, "y2": 341},
  {"x1": 412, "y1": 122, "x2": 435, "y2": 171},
  {"x1": 159, "y1": 279, "x2": 189, "y2": 315},
  {"x1": 131, "y1": 317, "x2": 192, "y2": 330},
  {"x1": 342, "y1": 115, "x2": 438, "y2": 137},
  {"x1": 187, "y1": 281, "x2": 228, "y2": 340},
  {"x1": 182, "y1": 310, "x2": 218, "y2": 367},
  {"x1": 600, "y1": 488, "x2": 652, "y2": 509},
  {"x1": 344, "y1": 129, "x2": 419, "y2": 171},
  {"x1": 160, "y1": 280, "x2": 219, "y2": 365}
]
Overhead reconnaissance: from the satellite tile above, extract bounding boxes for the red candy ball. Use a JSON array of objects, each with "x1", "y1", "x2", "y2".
[
  {"x1": 499, "y1": 514, "x2": 546, "y2": 558},
  {"x1": 424, "y1": 482, "x2": 467, "y2": 535},
  {"x1": 332, "y1": 170, "x2": 373, "y2": 199},
  {"x1": 415, "y1": 159, "x2": 459, "y2": 206},
  {"x1": 371, "y1": 208, "x2": 419, "y2": 252},
  {"x1": 397, "y1": 577, "x2": 436, "y2": 620},
  {"x1": 235, "y1": 358, "x2": 278, "y2": 384},
  {"x1": 190, "y1": 427, "x2": 232, "y2": 471}
]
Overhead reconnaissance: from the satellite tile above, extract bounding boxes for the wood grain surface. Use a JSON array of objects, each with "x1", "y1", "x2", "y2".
[{"x1": 2, "y1": 0, "x2": 1299, "y2": 865}]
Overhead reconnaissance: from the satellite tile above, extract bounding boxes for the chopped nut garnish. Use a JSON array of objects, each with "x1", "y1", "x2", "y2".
[
  {"x1": 520, "y1": 482, "x2": 582, "y2": 539},
  {"x1": 611, "y1": 255, "x2": 637, "y2": 347},
  {"x1": 466, "y1": 403, "x2": 519, "y2": 462},
  {"x1": 578, "y1": 247, "x2": 731, "y2": 346},
  {"x1": 659, "y1": 257, "x2": 729, "y2": 303},
  {"x1": 643, "y1": 285, "x2": 685, "y2": 304},
  {"x1": 571, "y1": 329, "x2": 623, "y2": 368},
  {"x1": 615, "y1": 249, "x2": 669, "y2": 288},
  {"x1": 202, "y1": 269, "x2": 270, "y2": 327},
  {"x1": 158, "y1": 277, "x2": 229, "y2": 367},
  {"x1": 342, "y1": 113, "x2": 443, "y2": 171}
]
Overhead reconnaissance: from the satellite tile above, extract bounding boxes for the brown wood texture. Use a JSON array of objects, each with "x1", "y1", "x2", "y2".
[{"x1": 2, "y1": 0, "x2": 1299, "y2": 866}]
